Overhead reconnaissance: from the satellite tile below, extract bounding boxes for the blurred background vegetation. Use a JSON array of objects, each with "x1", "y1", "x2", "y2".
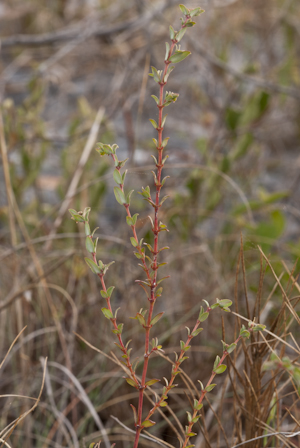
[{"x1": 0, "y1": 0, "x2": 300, "y2": 447}]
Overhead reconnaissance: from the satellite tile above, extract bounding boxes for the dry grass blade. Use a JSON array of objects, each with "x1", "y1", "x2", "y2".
[
  {"x1": 45, "y1": 360, "x2": 111, "y2": 448},
  {"x1": 0, "y1": 395, "x2": 37, "y2": 400},
  {"x1": 74, "y1": 332, "x2": 119, "y2": 365},
  {"x1": 232, "y1": 430, "x2": 300, "y2": 448},
  {"x1": 0, "y1": 327, "x2": 27, "y2": 371},
  {"x1": 0, "y1": 357, "x2": 47, "y2": 446},
  {"x1": 145, "y1": 393, "x2": 184, "y2": 443},
  {"x1": 230, "y1": 310, "x2": 300, "y2": 355},
  {"x1": 258, "y1": 247, "x2": 300, "y2": 326},
  {"x1": 0, "y1": 439, "x2": 12, "y2": 448},
  {"x1": 0, "y1": 110, "x2": 17, "y2": 246},
  {"x1": 41, "y1": 358, "x2": 79, "y2": 448}
]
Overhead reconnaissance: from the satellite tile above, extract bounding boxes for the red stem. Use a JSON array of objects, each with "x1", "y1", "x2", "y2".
[
  {"x1": 90, "y1": 247, "x2": 139, "y2": 384},
  {"x1": 133, "y1": 19, "x2": 190, "y2": 448}
]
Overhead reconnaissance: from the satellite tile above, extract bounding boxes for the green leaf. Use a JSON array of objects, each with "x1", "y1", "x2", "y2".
[
  {"x1": 196, "y1": 403, "x2": 203, "y2": 411},
  {"x1": 85, "y1": 237, "x2": 95, "y2": 253},
  {"x1": 190, "y1": 7, "x2": 204, "y2": 17},
  {"x1": 159, "y1": 196, "x2": 169, "y2": 206},
  {"x1": 213, "y1": 355, "x2": 220, "y2": 370},
  {"x1": 140, "y1": 186, "x2": 150, "y2": 198},
  {"x1": 185, "y1": 21, "x2": 196, "y2": 27},
  {"x1": 69, "y1": 210, "x2": 85, "y2": 222},
  {"x1": 165, "y1": 42, "x2": 170, "y2": 60},
  {"x1": 91, "y1": 227, "x2": 99, "y2": 237},
  {"x1": 239, "y1": 325, "x2": 250, "y2": 339},
  {"x1": 191, "y1": 328, "x2": 203, "y2": 337},
  {"x1": 218, "y1": 299, "x2": 232, "y2": 308},
  {"x1": 85, "y1": 258, "x2": 101, "y2": 274},
  {"x1": 151, "y1": 95, "x2": 159, "y2": 105},
  {"x1": 114, "y1": 187, "x2": 126, "y2": 205},
  {"x1": 135, "y1": 313, "x2": 146, "y2": 326},
  {"x1": 156, "y1": 287, "x2": 163, "y2": 296},
  {"x1": 176, "y1": 27, "x2": 187, "y2": 42},
  {"x1": 130, "y1": 404, "x2": 137, "y2": 423},
  {"x1": 149, "y1": 119, "x2": 158, "y2": 129},
  {"x1": 151, "y1": 312, "x2": 164, "y2": 326},
  {"x1": 162, "y1": 137, "x2": 169, "y2": 148},
  {"x1": 100, "y1": 290, "x2": 108, "y2": 299},
  {"x1": 169, "y1": 25, "x2": 176, "y2": 40},
  {"x1": 252, "y1": 324, "x2": 266, "y2": 332},
  {"x1": 103, "y1": 261, "x2": 115, "y2": 274},
  {"x1": 150, "y1": 66, "x2": 161, "y2": 83},
  {"x1": 131, "y1": 213, "x2": 139, "y2": 225},
  {"x1": 161, "y1": 176, "x2": 169, "y2": 187},
  {"x1": 126, "y1": 189, "x2": 134, "y2": 204},
  {"x1": 227, "y1": 343, "x2": 237, "y2": 354},
  {"x1": 125, "y1": 378, "x2": 138, "y2": 388},
  {"x1": 96, "y1": 143, "x2": 113, "y2": 155},
  {"x1": 142, "y1": 420, "x2": 156, "y2": 428},
  {"x1": 101, "y1": 308, "x2": 113, "y2": 319},
  {"x1": 156, "y1": 276, "x2": 169, "y2": 285},
  {"x1": 199, "y1": 311, "x2": 209, "y2": 322},
  {"x1": 126, "y1": 216, "x2": 134, "y2": 226},
  {"x1": 118, "y1": 158, "x2": 129, "y2": 168},
  {"x1": 130, "y1": 237, "x2": 138, "y2": 247},
  {"x1": 113, "y1": 169, "x2": 123, "y2": 185},
  {"x1": 214, "y1": 364, "x2": 227, "y2": 374},
  {"x1": 68, "y1": 208, "x2": 78, "y2": 217},
  {"x1": 179, "y1": 4, "x2": 190, "y2": 15},
  {"x1": 84, "y1": 222, "x2": 91, "y2": 236},
  {"x1": 169, "y1": 50, "x2": 191, "y2": 64},
  {"x1": 145, "y1": 378, "x2": 160, "y2": 387},
  {"x1": 107, "y1": 286, "x2": 115, "y2": 297},
  {"x1": 205, "y1": 384, "x2": 217, "y2": 392},
  {"x1": 134, "y1": 252, "x2": 143, "y2": 259},
  {"x1": 211, "y1": 303, "x2": 219, "y2": 310}
]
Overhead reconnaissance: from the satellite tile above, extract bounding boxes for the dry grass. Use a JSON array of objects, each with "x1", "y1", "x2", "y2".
[{"x1": 0, "y1": 0, "x2": 300, "y2": 447}]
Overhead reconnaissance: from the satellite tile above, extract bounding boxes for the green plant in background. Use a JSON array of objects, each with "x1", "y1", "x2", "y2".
[{"x1": 69, "y1": 5, "x2": 266, "y2": 448}]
